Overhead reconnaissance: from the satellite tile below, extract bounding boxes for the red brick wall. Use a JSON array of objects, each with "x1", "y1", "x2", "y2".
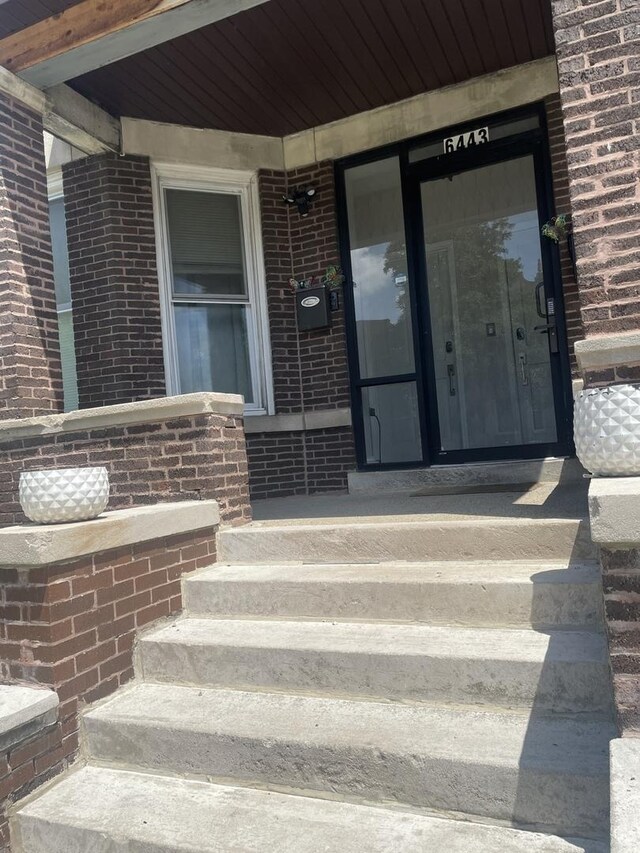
[
  {"x1": 546, "y1": 93, "x2": 585, "y2": 376},
  {"x1": 62, "y1": 154, "x2": 166, "y2": 408},
  {"x1": 551, "y1": 0, "x2": 640, "y2": 344},
  {"x1": 254, "y1": 162, "x2": 356, "y2": 498},
  {"x1": 0, "y1": 412, "x2": 250, "y2": 528},
  {"x1": 0, "y1": 527, "x2": 216, "y2": 847},
  {"x1": 246, "y1": 425, "x2": 355, "y2": 500},
  {"x1": 0, "y1": 713, "x2": 69, "y2": 851},
  {"x1": 0, "y1": 92, "x2": 62, "y2": 420}
]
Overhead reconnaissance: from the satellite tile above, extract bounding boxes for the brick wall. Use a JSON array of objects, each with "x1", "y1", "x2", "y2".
[
  {"x1": 551, "y1": 0, "x2": 640, "y2": 348},
  {"x1": 546, "y1": 93, "x2": 585, "y2": 376},
  {"x1": 0, "y1": 92, "x2": 62, "y2": 420},
  {"x1": 600, "y1": 546, "x2": 640, "y2": 733},
  {"x1": 0, "y1": 411, "x2": 250, "y2": 528},
  {"x1": 62, "y1": 154, "x2": 166, "y2": 408},
  {"x1": 0, "y1": 712, "x2": 68, "y2": 850},
  {"x1": 0, "y1": 526, "x2": 216, "y2": 847},
  {"x1": 246, "y1": 425, "x2": 355, "y2": 500},
  {"x1": 254, "y1": 162, "x2": 356, "y2": 498}
]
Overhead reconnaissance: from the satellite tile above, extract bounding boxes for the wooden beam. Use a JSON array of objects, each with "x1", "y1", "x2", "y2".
[
  {"x1": 0, "y1": 0, "x2": 273, "y2": 89},
  {"x1": 44, "y1": 85, "x2": 121, "y2": 154},
  {"x1": 0, "y1": 63, "x2": 119, "y2": 154}
]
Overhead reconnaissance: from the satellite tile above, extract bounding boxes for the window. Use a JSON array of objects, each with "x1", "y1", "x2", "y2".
[
  {"x1": 48, "y1": 178, "x2": 79, "y2": 412},
  {"x1": 154, "y1": 167, "x2": 272, "y2": 414}
]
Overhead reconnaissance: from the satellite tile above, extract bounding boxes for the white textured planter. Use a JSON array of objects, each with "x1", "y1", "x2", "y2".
[
  {"x1": 19, "y1": 467, "x2": 110, "y2": 524},
  {"x1": 574, "y1": 384, "x2": 640, "y2": 476}
]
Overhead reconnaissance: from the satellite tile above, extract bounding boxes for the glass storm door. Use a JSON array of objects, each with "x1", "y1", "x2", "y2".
[
  {"x1": 420, "y1": 154, "x2": 560, "y2": 457},
  {"x1": 339, "y1": 108, "x2": 572, "y2": 470}
]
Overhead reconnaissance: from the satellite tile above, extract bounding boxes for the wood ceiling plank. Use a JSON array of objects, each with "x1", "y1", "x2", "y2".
[
  {"x1": 208, "y1": 17, "x2": 315, "y2": 134},
  {"x1": 477, "y1": 0, "x2": 517, "y2": 69},
  {"x1": 219, "y1": 9, "x2": 324, "y2": 127},
  {"x1": 415, "y1": 0, "x2": 468, "y2": 82},
  {"x1": 169, "y1": 28, "x2": 289, "y2": 135},
  {"x1": 503, "y1": 0, "x2": 534, "y2": 65},
  {"x1": 298, "y1": 0, "x2": 391, "y2": 109},
  {"x1": 366, "y1": 0, "x2": 430, "y2": 93},
  {"x1": 389, "y1": 0, "x2": 444, "y2": 90},
  {"x1": 2, "y1": 0, "x2": 274, "y2": 88},
  {"x1": 281, "y1": 0, "x2": 371, "y2": 114},
  {"x1": 263, "y1": 1, "x2": 358, "y2": 119},
  {"x1": 342, "y1": 0, "x2": 413, "y2": 99},
  {"x1": 444, "y1": 0, "x2": 488, "y2": 78},
  {"x1": 520, "y1": 0, "x2": 552, "y2": 58}
]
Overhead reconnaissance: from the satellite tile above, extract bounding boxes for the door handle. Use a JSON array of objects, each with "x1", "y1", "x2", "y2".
[
  {"x1": 535, "y1": 281, "x2": 546, "y2": 319},
  {"x1": 447, "y1": 364, "x2": 456, "y2": 396},
  {"x1": 534, "y1": 323, "x2": 560, "y2": 354},
  {"x1": 518, "y1": 353, "x2": 528, "y2": 385}
]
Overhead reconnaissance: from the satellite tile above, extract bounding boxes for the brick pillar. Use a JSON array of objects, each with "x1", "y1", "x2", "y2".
[
  {"x1": 62, "y1": 153, "x2": 166, "y2": 408},
  {"x1": 551, "y1": 0, "x2": 640, "y2": 383},
  {"x1": 0, "y1": 91, "x2": 62, "y2": 419}
]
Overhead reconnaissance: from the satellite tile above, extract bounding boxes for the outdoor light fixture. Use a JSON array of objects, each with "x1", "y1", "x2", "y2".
[{"x1": 283, "y1": 187, "x2": 316, "y2": 217}]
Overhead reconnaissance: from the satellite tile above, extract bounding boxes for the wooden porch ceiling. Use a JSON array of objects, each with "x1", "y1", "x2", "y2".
[{"x1": 1, "y1": 0, "x2": 555, "y2": 137}]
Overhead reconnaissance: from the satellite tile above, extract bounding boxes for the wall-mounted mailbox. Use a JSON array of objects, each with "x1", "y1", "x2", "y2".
[{"x1": 295, "y1": 286, "x2": 331, "y2": 331}]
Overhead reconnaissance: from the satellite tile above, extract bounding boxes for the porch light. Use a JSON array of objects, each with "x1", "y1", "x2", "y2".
[{"x1": 283, "y1": 187, "x2": 316, "y2": 217}]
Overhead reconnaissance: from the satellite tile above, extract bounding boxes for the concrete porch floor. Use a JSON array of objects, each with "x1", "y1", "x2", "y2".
[{"x1": 251, "y1": 480, "x2": 590, "y2": 526}]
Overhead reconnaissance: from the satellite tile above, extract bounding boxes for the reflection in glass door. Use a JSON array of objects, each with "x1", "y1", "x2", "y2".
[{"x1": 421, "y1": 155, "x2": 558, "y2": 453}]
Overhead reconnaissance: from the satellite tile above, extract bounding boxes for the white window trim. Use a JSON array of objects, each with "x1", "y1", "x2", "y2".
[{"x1": 151, "y1": 162, "x2": 274, "y2": 416}]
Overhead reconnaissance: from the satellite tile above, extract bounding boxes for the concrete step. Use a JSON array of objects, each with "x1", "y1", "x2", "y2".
[
  {"x1": 218, "y1": 518, "x2": 596, "y2": 564},
  {"x1": 15, "y1": 765, "x2": 608, "y2": 853},
  {"x1": 348, "y1": 457, "x2": 586, "y2": 494},
  {"x1": 139, "y1": 618, "x2": 611, "y2": 713},
  {"x1": 84, "y1": 682, "x2": 614, "y2": 839},
  {"x1": 184, "y1": 561, "x2": 603, "y2": 628}
]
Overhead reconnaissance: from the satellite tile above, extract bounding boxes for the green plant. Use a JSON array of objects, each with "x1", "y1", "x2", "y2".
[
  {"x1": 288, "y1": 265, "x2": 345, "y2": 292},
  {"x1": 542, "y1": 214, "x2": 571, "y2": 244}
]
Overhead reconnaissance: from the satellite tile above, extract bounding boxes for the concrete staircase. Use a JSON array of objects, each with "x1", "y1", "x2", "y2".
[{"x1": 15, "y1": 490, "x2": 614, "y2": 852}]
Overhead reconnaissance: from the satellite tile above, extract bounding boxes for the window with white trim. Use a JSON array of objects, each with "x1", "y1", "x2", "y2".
[
  {"x1": 48, "y1": 181, "x2": 79, "y2": 412},
  {"x1": 155, "y1": 168, "x2": 273, "y2": 414}
]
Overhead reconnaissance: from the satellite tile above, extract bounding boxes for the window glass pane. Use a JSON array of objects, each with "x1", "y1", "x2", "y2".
[
  {"x1": 166, "y1": 189, "x2": 246, "y2": 297},
  {"x1": 49, "y1": 197, "x2": 72, "y2": 306},
  {"x1": 58, "y1": 310, "x2": 79, "y2": 412},
  {"x1": 345, "y1": 157, "x2": 415, "y2": 379},
  {"x1": 175, "y1": 303, "x2": 253, "y2": 403},
  {"x1": 362, "y1": 382, "x2": 422, "y2": 464}
]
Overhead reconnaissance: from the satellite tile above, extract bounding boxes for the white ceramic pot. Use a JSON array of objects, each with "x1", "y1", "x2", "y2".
[
  {"x1": 19, "y1": 467, "x2": 110, "y2": 524},
  {"x1": 574, "y1": 384, "x2": 640, "y2": 476}
]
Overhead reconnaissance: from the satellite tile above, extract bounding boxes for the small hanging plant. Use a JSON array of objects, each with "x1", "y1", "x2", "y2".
[
  {"x1": 289, "y1": 265, "x2": 345, "y2": 292},
  {"x1": 542, "y1": 213, "x2": 571, "y2": 244}
]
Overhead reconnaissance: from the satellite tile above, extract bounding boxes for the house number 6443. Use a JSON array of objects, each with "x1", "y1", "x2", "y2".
[{"x1": 443, "y1": 127, "x2": 489, "y2": 153}]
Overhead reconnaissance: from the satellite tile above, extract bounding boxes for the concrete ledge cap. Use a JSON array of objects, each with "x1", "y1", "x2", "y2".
[
  {"x1": 610, "y1": 738, "x2": 640, "y2": 853},
  {"x1": 589, "y1": 478, "x2": 640, "y2": 545},
  {"x1": 576, "y1": 332, "x2": 640, "y2": 373},
  {"x1": 245, "y1": 408, "x2": 352, "y2": 434},
  {"x1": 0, "y1": 392, "x2": 244, "y2": 444},
  {"x1": 0, "y1": 500, "x2": 220, "y2": 567},
  {"x1": 0, "y1": 686, "x2": 58, "y2": 738}
]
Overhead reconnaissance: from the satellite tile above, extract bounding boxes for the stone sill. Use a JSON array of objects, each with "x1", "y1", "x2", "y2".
[
  {"x1": 0, "y1": 686, "x2": 58, "y2": 752},
  {"x1": 0, "y1": 392, "x2": 244, "y2": 444},
  {"x1": 244, "y1": 408, "x2": 352, "y2": 434},
  {"x1": 576, "y1": 332, "x2": 640, "y2": 374},
  {"x1": 589, "y1": 478, "x2": 640, "y2": 546},
  {"x1": 0, "y1": 500, "x2": 220, "y2": 567}
]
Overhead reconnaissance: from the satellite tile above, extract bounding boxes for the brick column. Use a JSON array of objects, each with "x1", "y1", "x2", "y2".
[
  {"x1": 0, "y1": 91, "x2": 62, "y2": 419},
  {"x1": 62, "y1": 154, "x2": 166, "y2": 408},
  {"x1": 551, "y1": 0, "x2": 640, "y2": 382}
]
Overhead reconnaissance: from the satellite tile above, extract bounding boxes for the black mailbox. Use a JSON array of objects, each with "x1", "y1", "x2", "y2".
[{"x1": 295, "y1": 286, "x2": 331, "y2": 331}]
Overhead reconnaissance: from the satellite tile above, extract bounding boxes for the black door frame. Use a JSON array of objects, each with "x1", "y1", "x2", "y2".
[{"x1": 335, "y1": 102, "x2": 574, "y2": 471}]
